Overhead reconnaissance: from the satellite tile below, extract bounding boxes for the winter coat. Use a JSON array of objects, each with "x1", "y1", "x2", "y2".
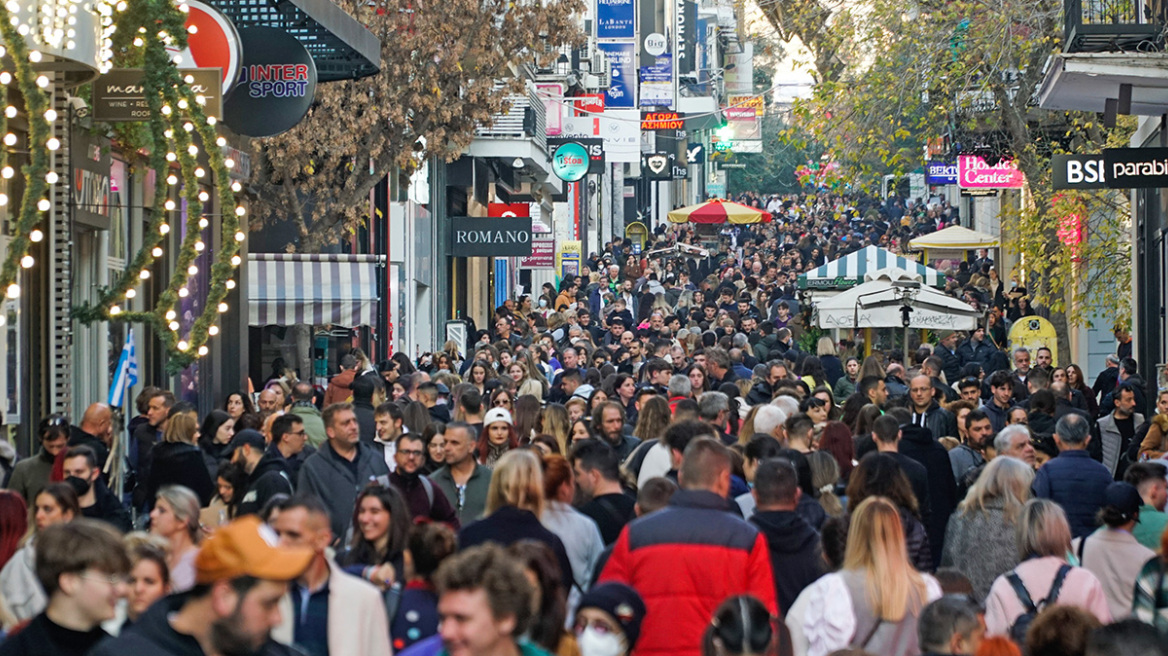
[
  {"x1": 299, "y1": 441, "x2": 391, "y2": 541},
  {"x1": 81, "y1": 478, "x2": 133, "y2": 533},
  {"x1": 459, "y1": 506, "x2": 574, "y2": 592},
  {"x1": 1091, "y1": 412, "x2": 1143, "y2": 478},
  {"x1": 290, "y1": 401, "x2": 329, "y2": 448},
  {"x1": 936, "y1": 346, "x2": 963, "y2": 383},
  {"x1": 600, "y1": 489, "x2": 777, "y2": 656},
  {"x1": 940, "y1": 501, "x2": 1021, "y2": 600},
  {"x1": 1032, "y1": 449, "x2": 1113, "y2": 538},
  {"x1": 900, "y1": 507, "x2": 933, "y2": 573},
  {"x1": 910, "y1": 401, "x2": 958, "y2": 441},
  {"x1": 272, "y1": 559, "x2": 392, "y2": 656},
  {"x1": 235, "y1": 451, "x2": 294, "y2": 517},
  {"x1": 324, "y1": 368, "x2": 357, "y2": 407},
  {"x1": 1139, "y1": 414, "x2": 1168, "y2": 459},
  {"x1": 751, "y1": 510, "x2": 824, "y2": 612},
  {"x1": 820, "y1": 355, "x2": 844, "y2": 387},
  {"x1": 146, "y1": 442, "x2": 215, "y2": 509},
  {"x1": 898, "y1": 424, "x2": 959, "y2": 568},
  {"x1": 833, "y1": 376, "x2": 857, "y2": 404},
  {"x1": 0, "y1": 543, "x2": 43, "y2": 622}
]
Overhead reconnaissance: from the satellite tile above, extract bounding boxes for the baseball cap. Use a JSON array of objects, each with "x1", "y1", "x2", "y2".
[
  {"x1": 227, "y1": 429, "x2": 266, "y2": 455},
  {"x1": 483, "y1": 407, "x2": 513, "y2": 427},
  {"x1": 195, "y1": 516, "x2": 313, "y2": 585},
  {"x1": 1103, "y1": 482, "x2": 1142, "y2": 522},
  {"x1": 435, "y1": 383, "x2": 450, "y2": 396}
]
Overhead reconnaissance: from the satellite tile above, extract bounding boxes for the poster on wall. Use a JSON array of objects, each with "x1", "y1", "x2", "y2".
[{"x1": 597, "y1": 0, "x2": 635, "y2": 38}]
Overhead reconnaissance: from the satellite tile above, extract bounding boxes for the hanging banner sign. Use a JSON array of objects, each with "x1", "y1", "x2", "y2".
[
  {"x1": 597, "y1": 0, "x2": 635, "y2": 39},
  {"x1": 641, "y1": 111, "x2": 684, "y2": 130},
  {"x1": 223, "y1": 27, "x2": 317, "y2": 138},
  {"x1": 451, "y1": 218, "x2": 533, "y2": 257},
  {"x1": 926, "y1": 161, "x2": 958, "y2": 185},
  {"x1": 487, "y1": 203, "x2": 530, "y2": 217},
  {"x1": 520, "y1": 237, "x2": 555, "y2": 269},
  {"x1": 1051, "y1": 154, "x2": 1107, "y2": 190},
  {"x1": 957, "y1": 155, "x2": 1025, "y2": 189},
  {"x1": 1102, "y1": 147, "x2": 1168, "y2": 188},
  {"x1": 597, "y1": 42, "x2": 636, "y2": 108}
]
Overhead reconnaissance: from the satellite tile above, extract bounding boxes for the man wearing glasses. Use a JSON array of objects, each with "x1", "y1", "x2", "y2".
[
  {"x1": 269, "y1": 414, "x2": 313, "y2": 483},
  {"x1": 389, "y1": 433, "x2": 460, "y2": 528}
]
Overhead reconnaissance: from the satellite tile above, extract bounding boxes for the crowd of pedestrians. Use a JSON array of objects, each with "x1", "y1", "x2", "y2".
[{"x1": 0, "y1": 191, "x2": 1163, "y2": 656}]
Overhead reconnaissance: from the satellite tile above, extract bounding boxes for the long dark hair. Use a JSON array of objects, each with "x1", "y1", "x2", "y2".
[
  {"x1": 845, "y1": 453, "x2": 919, "y2": 518},
  {"x1": 0, "y1": 491, "x2": 26, "y2": 569},
  {"x1": 508, "y1": 540, "x2": 567, "y2": 652},
  {"x1": 223, "y1": 391, "x2": 256, "y2": 415},
  {"x1": 800, "y1": 356, "x2": 828, "y2": 389},
  {"x1": 199, "y1": 410, "x2": 233, "y2": 452},
  {"x1": 342, "y1": 485, "x2": 412, "y2": 567}
]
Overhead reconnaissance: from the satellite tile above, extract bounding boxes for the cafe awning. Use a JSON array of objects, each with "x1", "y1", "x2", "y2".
[{"x1": 248, "y1": 253, "x2": 384, "y2": 327}]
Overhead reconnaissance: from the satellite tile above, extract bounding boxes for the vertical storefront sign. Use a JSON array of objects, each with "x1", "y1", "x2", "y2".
[
  {"x1": 676, "y1": 0, "x2": 696, "y2": 75},
  {"x1": 598, "y1": 42, "x2": 637, "y2": 109}
]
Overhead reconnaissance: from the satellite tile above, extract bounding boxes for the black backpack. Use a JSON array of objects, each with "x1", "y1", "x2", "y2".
[{"x1": 1006, "y1": 564, "x2": 1071, "y2": 644}]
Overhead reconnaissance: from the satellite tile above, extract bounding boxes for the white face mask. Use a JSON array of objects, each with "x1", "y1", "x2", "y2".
[{"x1": 578, "y1": 627, "x2": 626, "y2": 656}]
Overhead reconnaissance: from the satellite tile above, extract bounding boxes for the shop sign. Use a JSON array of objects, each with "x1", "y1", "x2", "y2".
[
  {"x1": 686, "y1": 142, "x2": 704, "y2": 164},
  {"x1": 1051, "y1": 154, "x2": 1106, "y2": 190},
  {"x1": 644, "y1": 152, "x2": 674, "y2": 179},
  {"x1": 597, "y1": 0, "x2": 635, "y2": 39},
  {"x1": 451, "y1": 218, "x2": 533, "y2": 257},
  {"x1": 728, "y1": 95, "x2": 763, "y2": 116},
  {"x1": 488, "y1": 203, "x2": 530, "y2": 217},
  {"x1": 92, "y1": 68, "x2": 223, "y2": 122},
  {"x1": 597, "y1": 42, "x2": 636, "y2": 109},
  {"x1": 72, "y1": 128, "x2": 112, "y2": 230},
  {"x1": 557, "y1": 240, "x2": 581, "y2": 278},
  {"x1": 926, "y1": 161, "x2": 957, "y2": 185},
  {"x1": 641, "y1": 111, "x2": 684, "y2": 130},
  {"x1": 166, "y1": 0, "x2": 242, "y2": 93},
  {"x1": 571, "y1": 94, "x2": 605, "y2": 116},
  {"x1": 223, "y1": 27, "x2": 317, "y2": 138},
  {"x1": 552, "y1": 142, "x2": 590, "y2": 181},
  {"x1": 1102, "y1": 148, "x2": 1168, "y2": 188},
  {"x1": 956, "y1": 155, "x2": 1025, "y2": 189},
  {"x1": 549, "y1": 138, "x2": 604, "y2": 174},
  {"x1": 520, "y1": 237, "x2": 555, "y2": 269}
]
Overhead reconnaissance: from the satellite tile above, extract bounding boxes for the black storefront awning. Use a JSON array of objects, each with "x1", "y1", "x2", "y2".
[{"x1": 208, "y1": 0, "x2": 380, "y2": 81}]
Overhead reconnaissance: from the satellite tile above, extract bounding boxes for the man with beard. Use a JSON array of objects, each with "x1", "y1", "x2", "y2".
[
  {"x1": 90, "y1": 515, "x2": 313, "y2": 656},
  {"x1": 572, "y1": 440, "x2": 636, "y2": 545},
  {"x1": 389, "y1": 433, "x2": 459, "y2": 527}
]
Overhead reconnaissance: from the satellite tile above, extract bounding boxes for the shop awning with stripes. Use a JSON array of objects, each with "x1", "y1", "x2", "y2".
[
  {"x1": 798, "y1": 245, "x2": 946, "y2": 290},
  {"x1": 248, "y1": 254, "x2": 384, "y2": 327}
]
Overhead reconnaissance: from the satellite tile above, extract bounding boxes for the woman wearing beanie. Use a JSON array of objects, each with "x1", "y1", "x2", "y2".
[{"x1": 574, "y1": 582, "x2": 647, "y2": 656}]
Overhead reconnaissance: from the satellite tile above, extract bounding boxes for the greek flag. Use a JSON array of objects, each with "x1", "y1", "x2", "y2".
[{"x1": 108, "y1": 329, "x2": 139, "y2": 407}]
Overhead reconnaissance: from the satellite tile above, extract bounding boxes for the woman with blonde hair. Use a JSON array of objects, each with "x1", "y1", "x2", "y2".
[
  {"x1": 817, "y1": 336, "x2": 844, "y2": 387},
  {"x1": 983, "y1": 498, "x2": 1111, "y2": 636},
  {"x1": 807, "y1": 451, "x2": 843, "y2": 517},
  {"x1": 940, "y1": 455, "x2": 1034, "y2": 600},
  {"x1": 518, "y1": 350, "x2": 549, "y2": 399},
  {"x1": 541, "y1": 403, "x2": 572, "y2": 454},
  {"x1": 795, "y1": 496, "x2": 942, "y2": 656},
  {"x1": 146, "y1": 407, "x2": 215, "y2": 508},
  {"x1": 149, "y1": 485, "x2": 203, "y2": 592},
  {"x1": 457, "y1": 450, "x2": 574, "y2": 591}
]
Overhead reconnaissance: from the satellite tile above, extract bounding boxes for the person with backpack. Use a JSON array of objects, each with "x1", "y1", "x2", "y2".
[
  {"x1": 983, "y1": 499, "x2": 1111, "y2": 640},
  {"x1": 388, "y1": 433, "x2": 460, "y2": 528},
  {"x1": 1071, "y1": 482, "x2": 1154, "y2": 620}
]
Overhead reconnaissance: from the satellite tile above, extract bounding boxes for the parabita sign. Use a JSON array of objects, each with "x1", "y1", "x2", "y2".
[{"x1": 450, "y1": 218, "x2": 533, "y2": 257}]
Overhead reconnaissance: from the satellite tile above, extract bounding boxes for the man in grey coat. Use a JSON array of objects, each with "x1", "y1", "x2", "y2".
[
  {"x1": 1091, "y1": 384, "x2": 1143, "y2": 479},
  {"x1": 298, "y1": 402, "x2": 390, "y2": 542}
]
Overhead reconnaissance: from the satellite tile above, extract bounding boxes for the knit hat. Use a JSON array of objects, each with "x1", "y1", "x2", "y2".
[
  {"x1": 578, "y1": 582, "x2": 647, "y2": 649},
  {"x1": 483, "y1": 407, "x2": 513, "y2": 427}
]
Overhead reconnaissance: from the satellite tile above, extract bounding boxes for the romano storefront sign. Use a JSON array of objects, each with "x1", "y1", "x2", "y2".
[
  {"x1": 1052, "y1": 149, "x2": 1168, "y2": 189},
  {"x1": 451, "y1": 218, "x2": 533, "y2": 257}
]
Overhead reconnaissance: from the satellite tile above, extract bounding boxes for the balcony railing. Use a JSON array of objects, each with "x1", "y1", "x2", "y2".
[
  {"x1": 474, "y1": 84, "x2": 547, "y2": 153},
  {"x1": 1065, "y1": 0, "x2": 1165, "y2": 53}
]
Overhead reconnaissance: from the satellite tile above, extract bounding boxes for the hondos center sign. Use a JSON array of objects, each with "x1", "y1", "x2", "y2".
[{"x1": 451, "y1": 218, "x2": 533, "y2": 257}]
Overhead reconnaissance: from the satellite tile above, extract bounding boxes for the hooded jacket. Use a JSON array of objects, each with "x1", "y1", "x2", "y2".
[
  {"x1": 236, "y1": 450, "x2": 294, "y2": 517},
  {"x1": 750, "y1": 509, "x2": 824, "y2": 612},
  {"x1": 323, "y1": 368, "x2": 357, "y2": 407},
  {"x1": 146, "y1": 441, "x2": 215, "y2": 509},
  {"x1": 909, "y1": 400, "x2": 958, "y2": 441}
]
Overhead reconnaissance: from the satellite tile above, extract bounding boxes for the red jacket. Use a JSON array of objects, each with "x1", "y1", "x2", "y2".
[
  {"x1": 600, "y1": 489, "x2": 778, "y2": 656},
  {"x1": 323, "y1": 369, "x2": 357, "y2": 407}
]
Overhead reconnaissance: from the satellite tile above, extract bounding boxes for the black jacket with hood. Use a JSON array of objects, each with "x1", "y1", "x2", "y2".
[
  {"x1": 896, "y1": 422, "x2": 959, "y2": 570},
  {"x1": 235, "y1": 450, "x2": 294, "y2": 517},
  {"x1": 750, "y1": 509, "x2": 823, "y2": 612}
]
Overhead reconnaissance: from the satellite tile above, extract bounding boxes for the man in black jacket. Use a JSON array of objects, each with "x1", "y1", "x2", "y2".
[
  {"x1": 62, "y1": 446, "x2": 131, "y2": 533},
  {"x1": 909, "y1": 375, "x2": 959, "y2": 440},
  {"x1": 230, "y1": 429, "x2": 293, "y2": 517},
  {"x1": 891, "y1": 408, "x2": 958, "y2": 569},
  {"x1": 935, "y1": 330, "x2": 963, "y2": 383},
  {"x1": 749, "y1": 458, "x2": 823, "y2": 612},
  {"x1": 872, "y1": 414, "x2": 932, "y2": 540}
]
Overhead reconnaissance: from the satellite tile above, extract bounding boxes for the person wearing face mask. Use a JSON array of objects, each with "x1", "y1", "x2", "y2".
[
  {"x1": 61, "y1": 446, "x2": 131, "y2": 533},
  {"x1": 573, "y1": 582, "x2": 646, "y2": 656}
]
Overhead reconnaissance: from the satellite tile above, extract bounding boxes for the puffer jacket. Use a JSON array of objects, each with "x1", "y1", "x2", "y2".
[{"x1": 600, "y1": 490, "x2": 777, "y2": 656}]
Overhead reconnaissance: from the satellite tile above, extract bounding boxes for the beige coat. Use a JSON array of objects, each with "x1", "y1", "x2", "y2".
[
  {"x1": 1073, "y1": 528, "x2": 1155, "y2": 621},
  {"x1": 273, "y1": 558, "x2": 393, "y2": 656}
]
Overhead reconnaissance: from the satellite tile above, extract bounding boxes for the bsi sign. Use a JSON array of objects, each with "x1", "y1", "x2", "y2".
[
  {"x1": 1051, "y1": 154, "x2": 1106, "y2": 190},
  {"x1": 450, "y1": 218, "x2": 533, "y2": 257},
  {"x1": 1052, "y1": 149, "x2": 1168, "y2": 189}
]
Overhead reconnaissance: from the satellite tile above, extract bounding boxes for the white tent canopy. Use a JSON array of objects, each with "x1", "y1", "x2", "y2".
[
  {"x1": 908, "y1": 226, "x2": 1000, "y2": 251},
  {"x1": 814, "y1": 267, "x2": 981, "y2": 330},
  {"x1": 799, "y1": 245, "x2": 946, "y2": 289}
]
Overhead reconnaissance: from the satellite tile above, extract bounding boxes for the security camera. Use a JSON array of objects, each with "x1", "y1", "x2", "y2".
[{"x1": 67, "y1": 95, "x2": 89, "y2": 118}]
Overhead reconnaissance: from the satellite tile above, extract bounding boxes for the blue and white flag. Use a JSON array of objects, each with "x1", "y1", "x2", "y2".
[{"x1": 108, "y1": 329, "x2": 139, "y2": 407}]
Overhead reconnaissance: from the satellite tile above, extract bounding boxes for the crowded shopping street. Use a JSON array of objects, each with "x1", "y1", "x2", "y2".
[{"x1": 0, "y1": 0, "x2": 1167, "y2": 652}]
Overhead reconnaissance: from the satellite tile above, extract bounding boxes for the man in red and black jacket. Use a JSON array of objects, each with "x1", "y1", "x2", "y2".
[{"x1": 600, "y1": 437, "x2": 778, "y2": 656}]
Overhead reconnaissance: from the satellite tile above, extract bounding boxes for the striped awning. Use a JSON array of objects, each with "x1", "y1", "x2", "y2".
[
  {"x1": 798, "y1": 245, "x2": 946, "y2": 290},
  {"x1": 248, "y1": 254, "x2": 384, "y2": 327}
]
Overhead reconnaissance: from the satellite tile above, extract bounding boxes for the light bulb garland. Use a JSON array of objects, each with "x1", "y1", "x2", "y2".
[{"x1": 69, "y1": 0, "x2": 248, "y2": 373}]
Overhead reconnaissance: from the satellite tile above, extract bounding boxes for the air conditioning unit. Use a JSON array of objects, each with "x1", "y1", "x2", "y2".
[{"x1": 590, "y1": 50, "x2": 609, "y2": 76}]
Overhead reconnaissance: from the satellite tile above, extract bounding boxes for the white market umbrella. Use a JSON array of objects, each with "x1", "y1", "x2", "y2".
[{"x1": 814, "y1": 267, "x2": 980, "y2": 330}]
